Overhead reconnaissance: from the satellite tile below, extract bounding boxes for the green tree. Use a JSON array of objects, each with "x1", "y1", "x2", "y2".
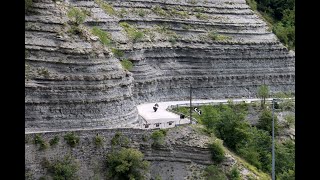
[
  {"x1": 215, "y1": 106, "x2": 250, "y2": 150},
  {"x1": 150, "y1": 130, "x2": 166, "y2": 148},
  {"x1": 257, "y1": 109, "x2": 278, "y2": 136},
  {"x1": 46, "y1": 155, "x2": 79, "y2": 180},
  {"x1": 106, "y1": 148, "x2": 150, "y2": 180},
  {"x1": 257, "y1": 85, "x2": 269, "y2": 108},
  {"x1": 275, "y1": 140, "x2": 295, "y2": 178},
  {"x1": 201, "y1": 105, "x2": 221, "y2": 130}
]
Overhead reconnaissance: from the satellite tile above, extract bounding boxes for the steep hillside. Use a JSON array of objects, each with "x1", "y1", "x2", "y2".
[{"x1": 25, "y1": 0, "x2": 295, "y2": 130}]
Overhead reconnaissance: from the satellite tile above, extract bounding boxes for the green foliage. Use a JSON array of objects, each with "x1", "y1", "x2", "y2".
[
  {"x1": 208, "y1": 31, "x2": 232, "y2": 41},
  {"x1": 246, "y1": 0, "x2": 257, "y2": 10},
  {"x1": 25, "y1": 0, "x2": 33, "y2": 13},
  {"x1": 187, "y1": 0, "x2": 197, "y2": 4},
  {"x1": 67, "y1": 7, "x2": 87, "y2": 25},
  {"x1": 49, "y1": 136, "x2": 60, "y2": 146},
  {"x1": 117, "y1": 8, "x2": 127, "y2": 18},
  {"x1": 152, "y1": 5, "x2": 167, "y2": 17},
  {"x1": 238, "y1": 146, "x2": 262, "y2": 169},
  {"x1": 284, "y1": 114, "x2": 295, "y2": 127},
  {"x1": 37, "y1": 67, "x2": 50, "y2": 78},
  {"x1": 136, "y1": 9, "x2": 147, "y2": 17},
  {"x1": 64, "y1": 132, "x2": 80, "y2": 148},
  {"x1": 196, "y1": 13, "x2": 209, "y2": 20},
  {"x1": 257, "y1": 109, "x2": 278, "y2": 136},
  {"x1": 228, "y1": 166, "x2": 241, "y2": 180},
  {"x1": 119, "y1": 22, "x2": 144, "y2": 42},
  {"x1": 67, "y1": 24, "x2": 83, "y2": 35},
  {"x1": 94, "y1": 134, "x2": 104, "y2": 147},
  {"x1": 182, "y1": 24, "x2": 192, "y2": 30},
  {"x1": 201, "y1": 105, "x2": 221, "y2": 130},
  {"x1": 155, "y1": 174, "x2": 162, "y2": 180},
  {"x1": 34, "y1": 134, "x2": 49, "y2": 150},
  {"x1": 45, "y1": 155, "x2": 79, "y2": 180},
  {"x1": 91, "y1": 27, "x2": 112, "y2": 46},
  {"x1": 215, "y1": 106, "x2": 250, "y2": 150},
  {"x1": 277, "y1": 169, "x2": 295, "y2": 180},
  {"x1": 275, "y1": 140, "x2": 295, "y2": 178},
  {"x1": 246, "y1": 0, "x2": 295, "y2": 50},
  {"x1": 111, "y1": 48, "x2": 124, "y2": 58},
  {"x1": 204, "y1": 165, "x2": 227, "y2": 180},
  {"x1": 151, "y1": 130, "x2": 166, "y2": 148},
  {"x1": 95, "y1": 0, "x2": 116, "y2": 16},
  {"x1": 111, "y1": 132, "x2": 130, "y2": 147},
  {"x1": 257, "y1": 85, "x2": 269, "y2": 107},
  {"x1": 208, "y1": 140, "x2": 225, "y2": 164},
  {"x1": 120, "y1": 59, "x2": 133, "y2": 71},
  {"x1": 106, "y1": 148, "x2": 150, "y2": 180},
  {"x1": 142, "y1": 134, "x2": 149, "y2": 142}
]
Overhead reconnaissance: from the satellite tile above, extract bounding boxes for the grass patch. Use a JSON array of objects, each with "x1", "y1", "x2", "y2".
[
  {"x1": 151, "y1": 130, "x2": 166, "y2": 148},
  {"x1": 117, "y1": 8, "x2": 127, "y2": 18},
  {"x1": 95, "y1": 0, "x2": 116, "y2": 16},
  {"x1": 94, "y1": 134, "x2": 104, "y2": 147},
  {"x1": 120, "y1": 59, "x2": 133, "y2": 71},
  {"x1": 64, "y1": 132, "x2": 80, "y2": 148},
  {"x1": 49, "y1": 136, "x2": 59, "y2": 146},
  {"x1": 119, "y1": 22, "x2": 144, "y2": 42},
  {"x1": 67, "y1": 7, "x2": 87, "y2": 25},
  {"x1": 152, "y1": 5, "x2": 167, "y2": 17},
  {"x1": 25, "y1": 0, "x2": 33, "y2": 13},
  {"x1": 37, "y1": 67, "x2": 50, "y2": 78},
  {"x1": 34, "y1": 134, "x2": 49, "y2": 150},
  {"x1": 111, "y1": 132, "x2": 130, "y2": 147},
  {"x1": 208, "y1": 31, "x2": 232, "y2": 41},
  {"x1": 196, "y1": 13, "x2": 209, "y2": 20},
  {"x1": 91, "y1": 27, "x2": 112, "y2": 46},
  {"x1": 208, "y1": 139, "x2": 225, "y2": 164},
  {"x1": 111, "y1": 48, "x2": 124, "y2": 58}
]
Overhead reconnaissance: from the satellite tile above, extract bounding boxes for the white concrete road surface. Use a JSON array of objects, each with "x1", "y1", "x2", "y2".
[{"x1": 137, "y1": 98, "x2": 270, "y2": 129}]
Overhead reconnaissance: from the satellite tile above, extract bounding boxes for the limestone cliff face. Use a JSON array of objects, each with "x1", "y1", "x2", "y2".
[{"x1": 25, "y1": 0, "x2": 294, "y2": 130}]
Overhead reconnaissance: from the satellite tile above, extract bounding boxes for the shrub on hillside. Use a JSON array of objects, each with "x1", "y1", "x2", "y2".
[
  {"x1": 106, "y1": 148, "x2": 150, "y2": 180},
  {"x1": 208, "y1": 140, "x2": 225, "y2": 164}
]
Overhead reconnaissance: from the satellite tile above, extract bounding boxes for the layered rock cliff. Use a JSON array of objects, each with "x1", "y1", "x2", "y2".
[
  {"x1": 25, "y1": 0, "x2": 295, "y2": 130},
  {"x1": 25, "y1": 125, "x2": 266, "y2": 179}
]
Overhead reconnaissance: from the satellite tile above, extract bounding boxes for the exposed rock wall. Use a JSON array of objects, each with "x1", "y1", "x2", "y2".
[
  {"x1": 25, "y1": 127, "x2": 213, "y2": 180},
  {"x1": 25, "y1": 0, "x2": 294, "y2": 130}
]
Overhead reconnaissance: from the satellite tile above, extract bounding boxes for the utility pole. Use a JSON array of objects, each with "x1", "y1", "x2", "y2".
[
  {"x1": 272, "y1": 99, "x2": 275, "y2": 180},
  {"x1": 189, "y1": 83, "x2": 192, "y2": 124}
]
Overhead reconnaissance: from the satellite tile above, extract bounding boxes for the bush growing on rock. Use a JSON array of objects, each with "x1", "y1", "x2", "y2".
[
  {"x1": 111, "y1": 132, "x2": 129, "y2": 147},
  {"x1": 67, "y1": 7, "x2": 87, "y2": 25},
  {"x1": 94, "y1": 134, "x2": 104, "y2": 147},
  {"x1": 64, "y1": 132, "x2": 80, "y2": 147},
  {"x1": 91, "y1": 27, "x2": 112, "y2": 46},
  {"x1": 208, "y1": 140, "x2": 225, "y2": 164},
  {"x1": 34, "y1": 134, "x2": 49, "y2": 150},
  {"x1": 120, "y1": 59, "x2": 133, "y2": 71},
  {"x1": 151, "y1": 130, "x2": 166, "y2": 148},
  {"x1": 228, "y1": 166, "x2": 241, "y2": 180},
  {"x1": 106, "y1": 148, "x2": 150, "y2": 180},
  {"x1": 204, "y1": 165, "x2": 227, "y2": 180},
  {"x1": 43, "y1": 155, "x2": 79, "y2": 180},
  {"x1": 49, "y1": 136, "x2": 59, "y2": 146}
]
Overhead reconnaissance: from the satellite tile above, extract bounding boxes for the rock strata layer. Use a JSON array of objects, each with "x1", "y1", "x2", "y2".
[{"x1": 25, "y1": 0, "x2": 295, "y2": 130}]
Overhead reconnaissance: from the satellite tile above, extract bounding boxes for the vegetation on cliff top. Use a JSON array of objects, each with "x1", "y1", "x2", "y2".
[{"x1": 246, "y1": 0, "x2": 295, "y2": 50}]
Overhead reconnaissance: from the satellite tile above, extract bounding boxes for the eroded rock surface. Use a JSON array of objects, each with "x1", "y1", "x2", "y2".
[{"x1": 25, "y1": 0, "x2": 295, "y2": 130}]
